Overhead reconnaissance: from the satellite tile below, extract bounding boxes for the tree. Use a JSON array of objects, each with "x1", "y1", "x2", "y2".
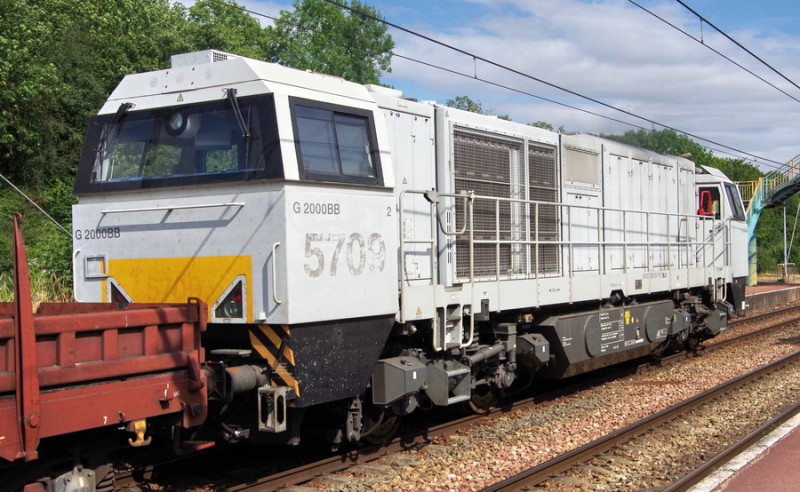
[
  {"x1": 186, "y1": 0, "x2": 268, "y2": 59},
  {"x1": 0, "y1": 0, "x2": 63, "y2": 185},
  {"x1": 0, "y1": 0, "x2": 190, "y2": 286},
  {"x1": 605, "y1": 129, "x2": 762, "y2": 181},
  {"x1": 0, "y1": 0, "x2": 189, "y2": 187},
  {"x1": 604, "y1": 128, "x2": 715, "y2": 164},
  {"x1": 265, "y1": 0, "x2": 394, "y2": 84},
  {"x1": 445, "y1": 96, "x2": 486, "y2": 114},
  {"x1": 444, "y1": 95, "x2": 512, "y2": 120},
  {"x1": 530, "y1": 121, "x2": 554, "y2": 131}
]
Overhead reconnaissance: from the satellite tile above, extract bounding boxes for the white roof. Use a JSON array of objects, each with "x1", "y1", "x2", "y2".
[{"x1": 100, "y1": 50, "x2": 376, "y2": 114}]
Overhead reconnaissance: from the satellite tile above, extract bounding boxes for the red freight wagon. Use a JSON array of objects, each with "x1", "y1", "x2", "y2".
[{"x1": 0, "y1": 215, "x2": 208, "y2": 487}]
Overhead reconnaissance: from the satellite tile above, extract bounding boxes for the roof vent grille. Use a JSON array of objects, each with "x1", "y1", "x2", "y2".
[{"x1": 171, "y1": 50, "x2": 239, "y2": 68}]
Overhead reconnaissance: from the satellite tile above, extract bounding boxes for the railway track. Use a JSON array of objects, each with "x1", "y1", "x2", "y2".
[
  {"x1": 484, "y1": 350, "x2": 800, "y2": 491},
  {"x1": 94, "y1": 302, "x2": 800, "y2": 490},
  {"x1": 715, "y1": 303, "x2": 800, "y2": 343},
  {"x1": 216, "y1": 303, "x2": 800, "y2": 491},
  {"x1": 654, "y1": 303, "x2": 800, "y2": 365}
]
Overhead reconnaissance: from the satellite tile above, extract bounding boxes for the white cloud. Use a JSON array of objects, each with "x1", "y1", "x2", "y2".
[{"x1": 383, "y1": 0, "x2": 800, "y2": 168}]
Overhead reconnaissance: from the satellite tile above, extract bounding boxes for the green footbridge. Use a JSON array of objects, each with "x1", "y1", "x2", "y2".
[{"x1": 737, "y1": 153, "x2": 800, "y2": 285}]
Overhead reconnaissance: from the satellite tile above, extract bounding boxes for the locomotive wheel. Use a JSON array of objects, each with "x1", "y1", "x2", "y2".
[
  {"x1": 468, "y1": 384, "x2": 497, "y2": 414},
  {"x1": 362, "y1": 409, "x2": 401, "y2": 445},
  {"x1": 686, "y1": 336, "x2": 703, "y2": 354}
]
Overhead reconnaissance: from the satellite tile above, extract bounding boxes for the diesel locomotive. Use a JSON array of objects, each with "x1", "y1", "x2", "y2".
[{"x1": 4, "y1": 49, "x2": 748, "y2": 488}]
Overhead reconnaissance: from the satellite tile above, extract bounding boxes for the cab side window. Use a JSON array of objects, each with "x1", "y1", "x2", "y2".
[
  {"x1": 292, "y1": 100, "x2": 382, "y2": 185},
  {"x1": 724, "y1": 182, "x2": 746, "y2": 221},
  {"x1": 698, "y1": 186, "x2": 721, "y2": 219}
]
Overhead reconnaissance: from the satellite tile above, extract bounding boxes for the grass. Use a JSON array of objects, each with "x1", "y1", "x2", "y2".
[
  {"x1": 757, "y1": 268, "x2": 799, "y2": 284},
  {"x1": 0, "y1": 271, "x2": 73, "y2": 305}
]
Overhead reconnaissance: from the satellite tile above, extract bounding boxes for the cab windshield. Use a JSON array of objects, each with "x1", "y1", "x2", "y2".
[{"x1": 75, "y1": 94, "x2": 281, "y2": 193}]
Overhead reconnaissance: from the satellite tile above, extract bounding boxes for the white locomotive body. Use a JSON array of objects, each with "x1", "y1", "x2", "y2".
[{"x1": 73, "y1": 51, "x2": 748, "y2": 444}]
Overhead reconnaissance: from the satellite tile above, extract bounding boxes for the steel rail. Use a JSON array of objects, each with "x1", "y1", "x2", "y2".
[
  {"x1": 227, "y1": 413, "x2": 479, "y2": 491},
  {"x1": 666, "y1": 400, "x2": 800, "y2": 491},
  {"x1": 483, "y1": 350, "x2": 800, "y2": 491},
  {"x1": 729, "y1": 302, "x2": 800, "y2": 328}
]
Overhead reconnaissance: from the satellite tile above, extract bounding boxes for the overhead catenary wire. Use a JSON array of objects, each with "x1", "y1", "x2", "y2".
[
  {"x1": 391, "y1": 52, "x2": 770, "y2": 166},
  {"x1": 321, "y1": 0, "x2": 785, "y2": 168},
  {"x1": 391, "y1": 52, "x2": 651, "y2": 131},
  {"x1": 674, "y1": 0, "x2": 800, "y2": 93},
  {"x1": 627, "y1": 0, "x2": 800, "y2": 105},
  {"x1": 205, "y1": 0, "x2": 788, "y2": 169},
  {"x1": 0, "y1": 172, "x2": 72, "y2": 237}
]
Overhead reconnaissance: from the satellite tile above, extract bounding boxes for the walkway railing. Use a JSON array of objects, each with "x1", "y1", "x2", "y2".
[
  {"x1": 735, "y1": 152, "x2": 800, "y2": 285},
  {"x1": 737, "y1": 152, "x2": 800, "y2": 213}
]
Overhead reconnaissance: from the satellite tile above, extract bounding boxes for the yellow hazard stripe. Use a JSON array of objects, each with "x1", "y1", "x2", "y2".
[
  {"x1": 249, "y1": 330, "x2": 300, "y2": 397},
  {"x1": 256, "y1": 324, "x2": 296, "y2": 366}
]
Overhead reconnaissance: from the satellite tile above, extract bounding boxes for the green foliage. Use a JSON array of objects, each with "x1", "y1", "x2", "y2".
[
  {"x1": 0, "y1": 0, "x2": 396, "y2": 298},
  {"x1": 0, "y1": 0, "x2": 64, "y2": 186},
  {"x1": 709, "y1": 158, "x2": 762, "y2": 182},
  {"x1": 751, "y1": 196, "x2": 800, "y2": 275},
  {"x1": 444, "y1": 95, "x2": 512, "y2": 121},
  {"x1": 265, "y1": 0, "x2": 394, "y2": 84},
  {"x1": 530, "y1": 121, "x2": 554, "y2": 131},
  {"x1": 529, "y1": 121, "x2": 566, "y2": 133},
  {"x1": 445, "y1": 96, "x2": 486, "y2": 114},
  {"x1": 186, "y1": 0, "x2": 268, "y2": 59},
  {"x1": 0, "y1": 271, "x2": 72, "y2": 304},
  {"x1": 0, "y1": 192, "x2": 25, "y2": 274},
  {"x1": 605, "y1": 128, "x2": 764, "y2": 181},
  {"x1": 604, "y1": 128, "x2": 714, "y2": 164},
  {"x1": 0, "y1": 189, "x2": 73, "y2": 287}
]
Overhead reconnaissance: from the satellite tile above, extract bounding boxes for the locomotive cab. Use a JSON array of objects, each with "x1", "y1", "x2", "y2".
[
  {"x1": 695, "y1": 165, "x2": 748, "y2": 314},
  {"x1": 73, "y1": 51, "x2": 401, "y2": 443}
]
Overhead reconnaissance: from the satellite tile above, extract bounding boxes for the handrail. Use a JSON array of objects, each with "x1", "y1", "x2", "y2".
[
  {"x1": 101, "y1": 202, "x2": 245, "y2": 215},
  {"x1": 425, "y1": 190, "x2": 472, "y2": 236},
  {"x1": 397, "y1": 188, "x2": 733, "y2": 348},
  {"x1": 736, "y1": 180, "x2": 758, "y2": 208},
  {"x1": 407, "y1": 189, "x2": 729, "y2": 280},
  {"x1": 271, "y1": 242, "x2": 282, "y2": 305}
]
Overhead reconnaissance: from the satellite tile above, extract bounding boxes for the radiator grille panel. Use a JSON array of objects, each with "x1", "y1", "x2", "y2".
[
  {"x1": 529, "y1": 145, "x2": 560, "y2": 274},
  {"x1": 454, "y1": 131, "x2": 522, "y2": 278},
  {"x1": 452, "y1": 130, "x2": 560, "y2": 279}
]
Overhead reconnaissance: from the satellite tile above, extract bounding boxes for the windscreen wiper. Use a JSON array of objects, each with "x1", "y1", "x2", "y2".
[
  {"x1": 225, "y1": 88, "x2": 250, "y2": 139},
  {"x1": 96, "y1": 102, "x2": 134, "y2": 155}
]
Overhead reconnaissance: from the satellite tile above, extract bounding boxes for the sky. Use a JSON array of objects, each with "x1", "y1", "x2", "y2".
[{"x1": 229, "y1": 0, "x2": 800, "y2": 171}]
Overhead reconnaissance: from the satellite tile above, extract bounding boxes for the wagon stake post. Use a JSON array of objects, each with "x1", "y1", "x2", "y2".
[{"x1": 12, "y1": 213, "x2": 41, "y2": 461}]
